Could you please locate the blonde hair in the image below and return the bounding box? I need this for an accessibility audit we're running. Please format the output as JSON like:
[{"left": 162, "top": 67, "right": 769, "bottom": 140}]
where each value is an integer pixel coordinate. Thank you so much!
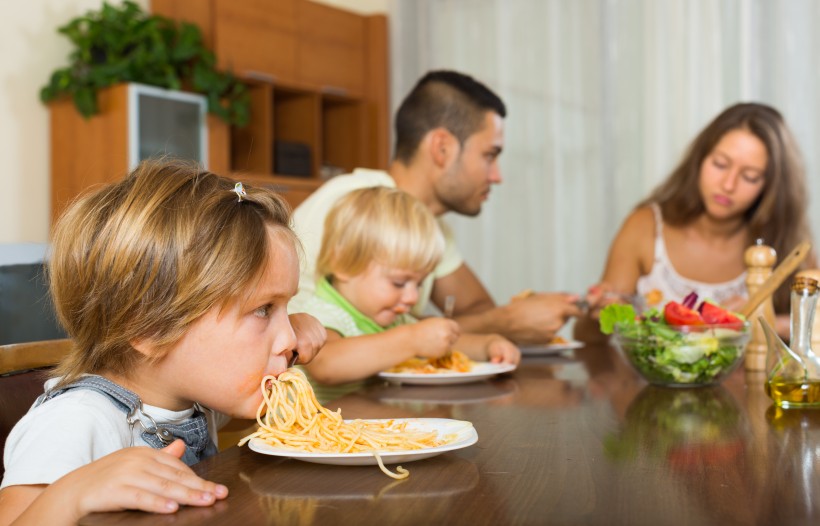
[
  {"left": 49, "top": 159, "right": 295, "bottom": 386},
  {"left": 316, "top": 187, "right": 444, "bottom": 279}
]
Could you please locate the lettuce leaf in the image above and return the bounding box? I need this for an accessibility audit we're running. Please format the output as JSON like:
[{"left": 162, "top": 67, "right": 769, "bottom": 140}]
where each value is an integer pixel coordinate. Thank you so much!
[{"left": 599, "top": 304, "right": 637, "bottom": 335}]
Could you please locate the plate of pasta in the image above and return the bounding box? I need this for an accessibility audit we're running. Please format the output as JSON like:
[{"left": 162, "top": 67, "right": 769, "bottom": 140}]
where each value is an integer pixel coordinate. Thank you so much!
[
  {"left": 240, "top": 369, "right": 478, "bottom": 478},
  {"left": 248, "top": 418, "right": 477, "bottom": 466}
]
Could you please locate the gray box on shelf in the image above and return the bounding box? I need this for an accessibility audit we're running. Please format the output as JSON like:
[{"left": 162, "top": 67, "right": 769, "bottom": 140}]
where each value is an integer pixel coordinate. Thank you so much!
[{"left": 274, "top": 141, "right": 312, "bottom": 177}]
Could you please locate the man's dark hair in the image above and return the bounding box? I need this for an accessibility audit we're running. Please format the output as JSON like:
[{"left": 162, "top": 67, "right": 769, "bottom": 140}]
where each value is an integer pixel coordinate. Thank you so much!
[{"left": 393, "top": 70, "right": 507, "bottom": 164}]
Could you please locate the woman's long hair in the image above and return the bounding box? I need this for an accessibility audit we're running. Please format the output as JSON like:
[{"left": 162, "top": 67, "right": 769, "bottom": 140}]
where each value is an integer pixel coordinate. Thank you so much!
[{"left": 639, "top": 103, "right": 813, "bottom": 312}]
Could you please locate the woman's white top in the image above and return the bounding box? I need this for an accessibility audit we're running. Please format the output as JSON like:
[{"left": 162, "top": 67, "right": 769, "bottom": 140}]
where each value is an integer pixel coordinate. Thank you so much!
[{"left": 635, "top": 203, "right": 747, "bottom": 307}]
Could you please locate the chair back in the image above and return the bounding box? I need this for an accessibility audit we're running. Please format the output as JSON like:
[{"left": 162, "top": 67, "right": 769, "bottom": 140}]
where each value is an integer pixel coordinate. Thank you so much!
[
  {"left": 0, "top": 262, "right": 66, "bottom": 345},
  {"left": 0, "top": 339, "right": 72, "bottom": 480}
]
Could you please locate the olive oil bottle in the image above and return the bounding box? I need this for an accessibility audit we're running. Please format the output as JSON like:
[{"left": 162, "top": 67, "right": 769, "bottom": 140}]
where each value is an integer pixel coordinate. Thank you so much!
[
  {"left": 764, "top": 277, "right": 820, "bottom": 408},
  {"left": 765, "top": 380, "right": 820, "bottom": 406}
]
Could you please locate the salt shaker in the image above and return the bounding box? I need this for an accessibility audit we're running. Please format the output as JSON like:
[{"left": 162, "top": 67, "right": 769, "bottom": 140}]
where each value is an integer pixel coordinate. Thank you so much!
[{"left": 745, "top": 240, "right": 777, "bottom": 371}]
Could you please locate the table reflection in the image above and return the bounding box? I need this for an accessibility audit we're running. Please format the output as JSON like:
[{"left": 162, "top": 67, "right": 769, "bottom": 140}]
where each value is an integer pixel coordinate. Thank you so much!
[
  {"left": 375, "top": 378, "right": 518, "bottom": 408},
  {"left": 759, "top": 407, "right": 820, "bottom": 520},
  {"left": 239, "top": 455, "right": 480, "bottom": 525},
  {"left": 605, "top": 385, "right": 747, "bottom": 469}
]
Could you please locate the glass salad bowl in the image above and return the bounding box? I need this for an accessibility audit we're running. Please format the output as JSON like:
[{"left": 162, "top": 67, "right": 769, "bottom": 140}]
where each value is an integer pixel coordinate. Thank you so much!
[{"left": 612, "top": 321, "right": 750, "bottom": 387}]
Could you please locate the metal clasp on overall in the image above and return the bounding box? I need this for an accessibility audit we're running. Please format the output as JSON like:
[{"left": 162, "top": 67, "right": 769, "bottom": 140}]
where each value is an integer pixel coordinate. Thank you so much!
[{"left": 126, "top": 399, "right": 175, "bottom": 445}]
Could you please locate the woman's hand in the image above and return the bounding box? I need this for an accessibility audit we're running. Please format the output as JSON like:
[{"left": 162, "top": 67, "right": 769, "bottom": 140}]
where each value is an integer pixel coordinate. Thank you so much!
[{"left": 583, "top": 283, "right": 625, "bottom": 319}]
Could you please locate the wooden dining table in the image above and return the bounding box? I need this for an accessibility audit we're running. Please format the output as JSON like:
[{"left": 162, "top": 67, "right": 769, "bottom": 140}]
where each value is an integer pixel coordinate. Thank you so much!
[{"left": 81, "top": 344, "right": 820, "bottom": 525}]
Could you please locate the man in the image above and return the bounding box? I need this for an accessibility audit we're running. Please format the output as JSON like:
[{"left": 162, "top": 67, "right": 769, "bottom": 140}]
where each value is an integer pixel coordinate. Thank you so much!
[{"left": 291, "top": 70, "right": 581, "bottom": 344}]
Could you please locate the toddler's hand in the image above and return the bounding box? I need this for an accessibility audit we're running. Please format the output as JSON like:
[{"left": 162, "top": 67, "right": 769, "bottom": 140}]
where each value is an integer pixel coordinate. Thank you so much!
[
  {"left": 484, "top": 335, "right": 521, "bottom": 365},
  {"left": 409, "top": 318, "right": 460, "bottom": 358},
  {"left": 288, "top": 313, "right": 327, "bottom": 364}
]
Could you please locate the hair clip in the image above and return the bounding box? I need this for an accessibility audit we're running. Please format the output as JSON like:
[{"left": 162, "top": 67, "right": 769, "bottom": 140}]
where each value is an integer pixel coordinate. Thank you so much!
[{"left": 233, "top": 182, "right": 247, "bottom": 202}]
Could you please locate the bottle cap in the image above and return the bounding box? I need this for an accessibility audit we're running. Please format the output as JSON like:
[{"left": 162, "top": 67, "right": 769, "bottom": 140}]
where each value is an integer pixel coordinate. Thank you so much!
[{"left": 792, "top": 276, "right": 819, "bottom": 294}]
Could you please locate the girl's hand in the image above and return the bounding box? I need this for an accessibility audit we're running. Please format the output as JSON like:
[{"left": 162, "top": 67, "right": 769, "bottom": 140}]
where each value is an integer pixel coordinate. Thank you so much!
[
  {"left": 2, "top": 440, "right": 228, "bottom": 525},
  {"left": 408, "top": 318, "right": 460, "bottom": 358},
  {"left": 484, "top": 335, "right": 521, "bottom": 365},
  {"left": 288, "top": 313, "right": 327, "bottom": 364},
  {"left": 54, "top": 440, "right": 228, "bottom": 519}
]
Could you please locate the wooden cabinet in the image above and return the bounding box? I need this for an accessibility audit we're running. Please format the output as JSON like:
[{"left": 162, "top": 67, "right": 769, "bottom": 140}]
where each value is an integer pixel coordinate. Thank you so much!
[
  {"left": 153, "top": 0, "right": 390, "bottom": 207},
  {"left": 50, "top": 0, "right": 389, "bottom": 221},
  {"left": 49, "top": 84, "right": 230, "bottom": 223},
  {"left": 212, "top": 0, "right": 299, "bottom": 82}
]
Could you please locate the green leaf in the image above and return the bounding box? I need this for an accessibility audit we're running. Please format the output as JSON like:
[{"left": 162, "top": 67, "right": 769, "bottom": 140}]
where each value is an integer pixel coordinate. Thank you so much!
[
  {"left": 72, "top": 88, "right": 97, "bottom": 118},
  {"left": 40, "top": 0, "right": 249, "bottom": 124},
  {"left": 599, "top": 304, "right": 637, "bottom": 335}
]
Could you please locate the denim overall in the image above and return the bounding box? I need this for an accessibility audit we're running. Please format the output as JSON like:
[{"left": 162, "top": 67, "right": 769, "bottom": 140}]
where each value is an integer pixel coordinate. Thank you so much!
[{"left": 36, "top": 375, "right": 218, "bottom": 465}]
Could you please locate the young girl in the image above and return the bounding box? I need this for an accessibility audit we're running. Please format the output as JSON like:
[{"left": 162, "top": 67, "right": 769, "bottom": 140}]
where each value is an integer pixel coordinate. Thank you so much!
[
  {"left": 297, "top": 186, "right": 520, "bottom": 401},
  {"left": 576, "top": 102, "right": 815, "bottom": 341},
  {"left": 0, "top": 160, "right": 326, "bottom": 524}
]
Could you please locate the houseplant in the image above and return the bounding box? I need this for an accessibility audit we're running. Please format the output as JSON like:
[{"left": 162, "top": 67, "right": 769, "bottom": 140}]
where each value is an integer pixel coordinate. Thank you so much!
[{"left": 40, "top": 1, "right": 249, "bottom": 126}]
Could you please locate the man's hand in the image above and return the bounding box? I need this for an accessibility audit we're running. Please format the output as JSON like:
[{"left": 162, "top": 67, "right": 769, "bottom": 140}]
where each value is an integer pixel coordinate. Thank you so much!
[{"left": 503, "top": 292, "right": 582, "bottom": 345}]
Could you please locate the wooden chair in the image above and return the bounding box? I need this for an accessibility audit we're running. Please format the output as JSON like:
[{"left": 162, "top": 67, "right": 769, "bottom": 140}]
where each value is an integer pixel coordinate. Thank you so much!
[{"left": 0, "top": 339, "right": 72, "bottom": 480}]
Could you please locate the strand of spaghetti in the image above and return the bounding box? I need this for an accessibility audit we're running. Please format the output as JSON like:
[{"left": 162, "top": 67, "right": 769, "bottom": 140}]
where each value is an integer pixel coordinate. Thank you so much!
[{"left": 373, "top": 451, "right": 409, "bottom": 480}]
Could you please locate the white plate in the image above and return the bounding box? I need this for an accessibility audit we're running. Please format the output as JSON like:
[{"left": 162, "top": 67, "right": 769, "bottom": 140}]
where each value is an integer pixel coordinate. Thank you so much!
[
  {"left": 248, "top": 418, "right": 477, "bottom": 466},
  {"left": 519, "top": 340, "right": 585, "bottom": 355},
  {"left": 377, "top": 362, "right": 517, "bottom": 385}
]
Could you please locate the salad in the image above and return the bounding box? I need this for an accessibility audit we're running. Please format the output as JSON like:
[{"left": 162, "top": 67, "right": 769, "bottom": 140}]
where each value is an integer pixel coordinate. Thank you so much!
[{"left": 600, "top": 293, "right": 749, "bottom": 385}]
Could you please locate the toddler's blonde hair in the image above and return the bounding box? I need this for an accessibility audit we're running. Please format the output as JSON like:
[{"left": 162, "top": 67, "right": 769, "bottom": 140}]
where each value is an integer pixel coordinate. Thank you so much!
[{"left": 316, "top": 187, "right": 444, "bottom": 279}]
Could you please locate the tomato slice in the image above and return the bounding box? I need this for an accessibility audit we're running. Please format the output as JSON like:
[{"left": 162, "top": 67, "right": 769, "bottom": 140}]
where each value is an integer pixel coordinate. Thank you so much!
[
  {"left": 663, "top": 301, "right": 704, "bottom": 326},
  {"left": 700, "top": 302, "right": 742, "bottom": 327}
]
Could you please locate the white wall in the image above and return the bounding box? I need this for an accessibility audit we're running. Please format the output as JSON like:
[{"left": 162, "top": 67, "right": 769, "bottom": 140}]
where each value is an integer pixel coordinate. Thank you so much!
[{"left": 0, "top": 0, "right": 386, "bottom": 244}]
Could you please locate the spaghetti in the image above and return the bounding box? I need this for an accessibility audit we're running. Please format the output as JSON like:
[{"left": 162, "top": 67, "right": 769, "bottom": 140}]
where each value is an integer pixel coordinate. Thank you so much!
[
  {"left": 239, "top": 368, "right": 460, "bottom": 478},
  {"left": 386, "top": 350, "right": 474, "bottom": 374}
]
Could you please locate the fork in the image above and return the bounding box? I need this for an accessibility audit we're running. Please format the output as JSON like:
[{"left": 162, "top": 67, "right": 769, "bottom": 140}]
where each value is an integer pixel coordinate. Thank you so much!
[
  {"left": 444, "top": 295, "right": 456, "bottom": 319},
  {"left": 441, "top": 296, "right": 456, "bottom": 360}
]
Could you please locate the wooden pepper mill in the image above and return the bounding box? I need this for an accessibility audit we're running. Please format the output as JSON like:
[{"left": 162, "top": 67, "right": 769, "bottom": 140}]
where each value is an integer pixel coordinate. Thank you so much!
[{"left": 744, "top": 240, "right": 777, "bottom": 371}]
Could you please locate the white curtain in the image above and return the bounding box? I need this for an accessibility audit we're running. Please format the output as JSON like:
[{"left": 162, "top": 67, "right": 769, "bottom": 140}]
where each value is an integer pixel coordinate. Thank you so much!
[{"left": 388, "top": 0, "right": 820, "bottom": 307}]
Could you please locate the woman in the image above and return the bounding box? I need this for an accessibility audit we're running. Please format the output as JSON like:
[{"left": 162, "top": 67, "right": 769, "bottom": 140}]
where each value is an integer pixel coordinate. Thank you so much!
[{"left": 576, "top": 102, "right": 815, "bottom": 341}]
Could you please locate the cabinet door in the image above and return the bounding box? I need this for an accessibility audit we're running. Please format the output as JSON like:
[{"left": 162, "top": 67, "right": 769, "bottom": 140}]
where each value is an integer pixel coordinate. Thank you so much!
[
  {"left": 296, "top": 2, "right": 365, "bottom": 96},
  {"left": 213, "top": 0, "right": 298, "bottom": 81},
  {"left": 50, "top": 85, "right": 130, "bottom": 223},
  {"left": 232, "top": 84, "right": 274, "bottom": 173}
]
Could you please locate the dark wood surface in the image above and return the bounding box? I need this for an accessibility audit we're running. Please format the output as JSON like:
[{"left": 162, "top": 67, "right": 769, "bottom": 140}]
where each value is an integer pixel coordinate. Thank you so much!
[{"left": 80, "top": 345, "right": 820, "bottom": 525}]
